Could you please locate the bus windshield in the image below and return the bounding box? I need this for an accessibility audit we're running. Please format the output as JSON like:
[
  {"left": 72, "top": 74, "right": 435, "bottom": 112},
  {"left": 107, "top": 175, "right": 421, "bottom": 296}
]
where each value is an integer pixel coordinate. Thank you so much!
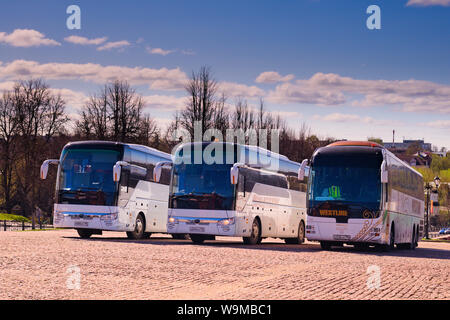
[
  {"left": 308, "top": 152, "right": 382, "bottom": 217},
  {"left": 170, "top": 162, "right": 235, "bottom": 210},
  {"left": 57, "top": 148, "right": 121, "bottom": 206}
]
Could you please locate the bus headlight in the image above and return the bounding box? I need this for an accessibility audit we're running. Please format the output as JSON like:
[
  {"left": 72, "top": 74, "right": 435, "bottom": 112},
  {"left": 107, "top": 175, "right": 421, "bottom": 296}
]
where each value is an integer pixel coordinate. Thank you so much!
[
  {"left": 101, "top": 212, "right": 118, "bottom": 221},
  {"left": 168, "top": 217, "right": 178, "bottom": 224},
  {"left": 219, "top": 218, "right": 236, "bottom": 226},
  {"left": 54, "top": 210, "right": 64, "bottom": 221}
]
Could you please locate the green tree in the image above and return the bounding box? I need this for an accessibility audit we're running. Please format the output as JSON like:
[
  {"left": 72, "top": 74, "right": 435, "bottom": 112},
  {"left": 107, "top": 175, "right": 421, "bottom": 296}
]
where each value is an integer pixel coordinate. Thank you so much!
[{"left": 367, "top": 137, "right": 383, "bottom": 145}]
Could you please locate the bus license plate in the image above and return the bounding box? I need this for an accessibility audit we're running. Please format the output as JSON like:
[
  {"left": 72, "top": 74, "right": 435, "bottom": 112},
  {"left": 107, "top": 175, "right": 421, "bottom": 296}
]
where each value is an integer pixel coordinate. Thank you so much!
[
  {"left": 333, "top": 234, "right": 351, "bottom": 241},
  {"left": 74, "top": 222, "right": 89, "bottom": 227},
  {"left": 189, "top": 226, "right": 205, "bottom": 233}
]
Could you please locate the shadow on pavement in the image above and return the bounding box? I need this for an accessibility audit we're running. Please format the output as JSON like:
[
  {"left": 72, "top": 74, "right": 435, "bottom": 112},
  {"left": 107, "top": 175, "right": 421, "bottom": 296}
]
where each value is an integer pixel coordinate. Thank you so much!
[{"left": 62, "top": 234, "right": 450, "bottom": 260}]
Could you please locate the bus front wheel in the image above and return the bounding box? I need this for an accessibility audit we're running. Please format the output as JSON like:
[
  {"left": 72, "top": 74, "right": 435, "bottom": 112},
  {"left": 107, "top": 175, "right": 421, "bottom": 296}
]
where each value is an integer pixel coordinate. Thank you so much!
[
  {"left": 190, "top": 234, "right": 206, "bottom": 244},
  {"left": 127, "top": 214, "right": 146, "bottom": 240},
  {"left": 243, "top": 218, "right": 262, "bottom": 245},
  {"left": 77, "top": 229, "right": 93, "bottom": 239},
  {"left": 284, "top": 221, "right": 305, "bottom": 244},
  {"left": 320, "top": 241, "right": 332, "bottom": 250},
  {"left": 172, "top": 234, "right": 189, "bottom": 240}
]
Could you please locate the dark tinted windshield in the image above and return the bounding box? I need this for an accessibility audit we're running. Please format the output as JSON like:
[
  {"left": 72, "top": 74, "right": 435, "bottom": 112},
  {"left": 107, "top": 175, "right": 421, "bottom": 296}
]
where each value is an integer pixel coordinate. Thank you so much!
[
  {"left": 57, "top": 148, "right": 121, "bottom": 206},
  {"left": 308, "top": 151, "right": 383, "bottom": 218},
  {"left": 170, "top": 143, "right": 236, "bottom": 210},
  {"left": 170, "top": 163, "right": 235, "bottom": 210}
]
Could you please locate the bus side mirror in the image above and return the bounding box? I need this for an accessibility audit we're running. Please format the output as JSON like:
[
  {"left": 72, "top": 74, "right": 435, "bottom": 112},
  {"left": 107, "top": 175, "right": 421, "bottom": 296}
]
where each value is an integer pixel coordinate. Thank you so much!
[
  {"left": 40, "top": 159, "right": 59, "bottom": 180},
  {"left": 381, "top": 160, "right": 388, "bottom": 184},
  {"left": 230, "top": 164, "right": 240, "bottom": 185},
  {"left": 154, "top": 161, "right": 172, "bottom": 183},
  {"left": 113, "top": 163, "right": 122, "bottom": 182},
  {"left": 298, "top": 159, "right": 308, "bottom": 181}
]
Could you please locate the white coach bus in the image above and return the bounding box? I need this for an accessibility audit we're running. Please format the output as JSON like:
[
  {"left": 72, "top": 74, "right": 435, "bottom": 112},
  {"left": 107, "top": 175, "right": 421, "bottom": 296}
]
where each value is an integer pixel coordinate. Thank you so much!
[
  {"left": 40, "top": 141, "right": 180, "bottom": 239},
  {"left": 154, "top": 142, "right": 308, "bottom": 245},
  {"left": 306, "top": 141, "right": 424, "bottom": 250}
]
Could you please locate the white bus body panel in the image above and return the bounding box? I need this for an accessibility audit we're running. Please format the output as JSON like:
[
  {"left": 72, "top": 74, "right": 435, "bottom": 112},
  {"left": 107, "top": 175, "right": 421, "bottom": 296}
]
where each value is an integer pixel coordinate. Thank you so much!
[
  {"left": 54, "top": 180, "right": 169, "bottom": 233},
  {"left": 168, "top": 182, "right": 307, "bottom": 239},
  {"left": 307, "top": 189, "right": 424, "bottom": 245}
]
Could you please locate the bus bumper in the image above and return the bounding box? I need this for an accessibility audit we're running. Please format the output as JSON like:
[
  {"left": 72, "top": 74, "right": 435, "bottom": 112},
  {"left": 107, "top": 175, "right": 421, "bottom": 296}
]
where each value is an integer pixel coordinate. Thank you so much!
[
  {"left": 167, "top": 209, "right": 237, "bottom": 236},
  {"left": 306, "top": 217, "right": 385, "bottom": 244},
  {"left": 53, "top": 204, "right": 131, "bottom": 232}
]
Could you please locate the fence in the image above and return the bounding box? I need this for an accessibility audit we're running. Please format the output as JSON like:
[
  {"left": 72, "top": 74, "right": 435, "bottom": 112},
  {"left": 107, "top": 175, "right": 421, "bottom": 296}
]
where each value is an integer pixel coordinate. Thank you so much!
[{"left": 0, "top": 220, "right": 54, "bottom": 231}]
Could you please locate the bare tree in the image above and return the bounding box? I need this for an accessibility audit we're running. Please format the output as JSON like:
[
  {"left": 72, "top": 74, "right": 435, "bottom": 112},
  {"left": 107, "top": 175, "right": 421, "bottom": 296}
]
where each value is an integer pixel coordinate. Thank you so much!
[
  {"left": 0, "top": 92, "right": 19, "bottom": 214},
  {"left": 107, "top": 80, "right": 143, "bottom": 142},
  {"left": 76, "top": 80, "right": 145, "bottom": 143},
  {"left": 231, "top": 97, "right": 255, "bottom": 131},
  {"left": 76, "top": 93, "right": 108, "bottom": 140},
  {"left": 138, "top": 114, "right": 159, "bottom": 146},
  {"left": 11, "top": 79, "right": 68, "bottom": 227},
  {"left": 213, "top": 93, "right": 229, "bottom": 137},
  {"left": 180, "top": 66, "right": 218, "bottom": 138}
]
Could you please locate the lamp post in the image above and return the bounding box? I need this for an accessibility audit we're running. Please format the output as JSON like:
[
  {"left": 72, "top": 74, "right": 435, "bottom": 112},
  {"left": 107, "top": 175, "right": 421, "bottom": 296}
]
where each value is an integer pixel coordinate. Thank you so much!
[
  {"left": 425, "top": 183, "right": 431, "bottom": 239},
  {"left": 425, "top": 176, "right": 441, "bottom": 239},
  {"left": 434, "top": 176, "right": 441, "bottom": 189}
]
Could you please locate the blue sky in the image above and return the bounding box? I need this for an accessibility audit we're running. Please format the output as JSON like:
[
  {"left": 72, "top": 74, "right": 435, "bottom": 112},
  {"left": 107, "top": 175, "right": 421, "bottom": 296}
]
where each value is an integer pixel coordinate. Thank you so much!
[{"left": 0, "top": 0, "right": 449, "bottom": 150}]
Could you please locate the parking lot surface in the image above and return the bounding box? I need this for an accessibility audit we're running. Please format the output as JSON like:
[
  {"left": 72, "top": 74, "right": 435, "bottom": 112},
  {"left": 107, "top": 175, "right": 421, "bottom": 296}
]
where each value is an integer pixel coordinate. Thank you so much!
[{"left": 0, "top": 229, "right": 448, "bottom": 300}]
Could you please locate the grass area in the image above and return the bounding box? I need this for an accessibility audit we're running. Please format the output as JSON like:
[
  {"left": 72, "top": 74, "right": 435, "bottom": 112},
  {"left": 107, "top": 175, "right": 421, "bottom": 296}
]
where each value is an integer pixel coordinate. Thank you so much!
[
  {"left": 0, "top": 213, "right": 31, "bottom": 223},
  {"left": 421, "top": 237, "right": 450, "bottom": 243},
  {"left": 19, "top": 228, "right": 61, "bottom": 232}
]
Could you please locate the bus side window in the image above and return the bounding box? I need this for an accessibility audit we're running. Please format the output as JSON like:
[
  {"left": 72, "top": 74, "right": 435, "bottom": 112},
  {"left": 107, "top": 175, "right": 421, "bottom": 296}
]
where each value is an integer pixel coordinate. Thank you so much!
[
  {"left": 238, "top": 173, "right": 246, "bottom": 197},
  {"left": 385, "top": 185, "right": 388, "bottom": 203},
  {"left": 121, "top": 170, "right": 129, "bottom": 193}
]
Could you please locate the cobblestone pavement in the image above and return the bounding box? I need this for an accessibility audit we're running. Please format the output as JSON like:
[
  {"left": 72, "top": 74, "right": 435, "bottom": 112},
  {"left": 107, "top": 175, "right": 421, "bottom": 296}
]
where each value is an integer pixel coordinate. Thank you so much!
[{"left": 0, "top": 229, "right": 448, "bottom": 300}]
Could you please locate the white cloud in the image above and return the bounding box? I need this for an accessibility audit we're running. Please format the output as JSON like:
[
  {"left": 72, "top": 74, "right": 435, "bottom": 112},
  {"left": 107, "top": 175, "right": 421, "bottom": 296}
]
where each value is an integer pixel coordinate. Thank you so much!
[
  {"left": 64, "top": 35, "right": 108, "bottom": 45},
  {"left": 0, "top": 29, "right": 60, "bottom": 47},
  {"left": 267, "top": 72, "right": 450, "bottom": 113},
  {"left": 255, "top": 71, "right": 295, "bottom": 84},
  {"left": 219, "top": 82, "right": 265, "bottom": 98},
  {"left": 406, "top": 0, "right": 450, "bottom": 6},
  {"left": 143, "top": 95, "right": 186, "bottom": 111},
  {"left": 422, "top": 120, "right": 450, "bottom": 129},
  {"left": 97, "top": 40, "right": 130, "bottom": 51},
  {"left": 146, "top": 46, "right": 175, "bottom": 56},
  {"left": 0, "top": 59, "right": 188, "bottom": 91},
  {"left": 0, "top": 81, "right": 15, "bottom": 91},
  {"left": 50, "top": 88, "right": 89, "bottom": 110},
  {"left": 181, "top": 49, "right": 195, "bottom": 55},
  {"left": 276, "top": 111, "right": 303, "bottom": 118},
  {"left": 314, "top": 113, "right": 403, "bottom": 127}
]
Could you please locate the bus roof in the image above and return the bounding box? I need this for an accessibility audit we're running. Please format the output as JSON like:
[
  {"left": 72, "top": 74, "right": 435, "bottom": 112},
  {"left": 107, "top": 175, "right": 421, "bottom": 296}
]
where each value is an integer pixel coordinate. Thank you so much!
[
  {"left": 327, "top": 141, "right": 383, "bottom": 148},
  {"left": 174, "top": 141, "right": 300, "bottom": 167},
  {"left": 64, "top": 140, "right": 171, "bottom": 160},
  {"left": 315, "top": 140, "right": 423, "bottom": 178}
]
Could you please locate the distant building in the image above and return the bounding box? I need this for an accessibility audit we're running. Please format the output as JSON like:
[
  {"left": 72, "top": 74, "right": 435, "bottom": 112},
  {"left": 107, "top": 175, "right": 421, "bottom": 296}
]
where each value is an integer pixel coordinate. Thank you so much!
[
  {"left": 383, "top": 139, "right": 432, "bottom": 152},
  {"left": 395, "top": 153, "right": 432, "bottom": 168}
]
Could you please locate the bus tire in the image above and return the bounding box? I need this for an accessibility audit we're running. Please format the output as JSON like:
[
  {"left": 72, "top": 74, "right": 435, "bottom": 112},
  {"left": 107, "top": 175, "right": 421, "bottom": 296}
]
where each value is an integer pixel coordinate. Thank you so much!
[
  {"left": 320, "top": 241, "right": 332, "bottom": 250},
  {"left": 354, "top": 243, "right": 369, "bottom": 251},
  {"left": 284, "top": 220, "right": 305, "bottom": 244},
  {"left": 243, "top": 218, "right": 262, "bottom": 245},
  {"left": 414, "top": 226, "right": 419, "bottom": 248},
  {"left": 407, "top": 226, "right": 416, "bottom": 250},
  {"left": 388, "top": 224, "right": 395, "bottom": 250},
  {"left": 126, "top": 214, "right": 146, "bottom": 240},
  {"left": 77, "top": 229, "right": 93, "bottom": 239},
  {"left": 143, "top": 232, "right": 152, "bottom": 239},
  {"left": 172, "top": 234, "right": 188, "bottom": 240},
  {"left": 190, "top": 234, "right": 206, "bottom": 244}
]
